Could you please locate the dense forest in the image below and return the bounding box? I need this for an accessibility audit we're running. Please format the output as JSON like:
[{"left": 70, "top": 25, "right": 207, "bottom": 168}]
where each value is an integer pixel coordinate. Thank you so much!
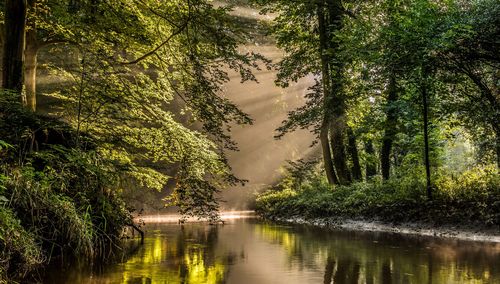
[
  {"left": 0, "top": 0, "right": 498, "bottom": 282},
  {"left": 255, "top": 0, "right": 499, "bottom": 224}
]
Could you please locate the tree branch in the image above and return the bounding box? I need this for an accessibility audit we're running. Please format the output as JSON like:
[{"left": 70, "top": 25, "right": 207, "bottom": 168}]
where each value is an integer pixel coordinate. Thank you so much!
[
  {"left": 121, "top": 19, "right": 190, "bottom": 65},
  {"left": 135, "top": 0, "right": 180, "bottom": 29}
]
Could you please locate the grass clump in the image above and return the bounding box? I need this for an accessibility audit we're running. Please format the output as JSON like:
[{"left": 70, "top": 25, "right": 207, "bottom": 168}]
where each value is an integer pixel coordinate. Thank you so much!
[{"left": 0, "top": 206, "right": 44, "bottom": 280}]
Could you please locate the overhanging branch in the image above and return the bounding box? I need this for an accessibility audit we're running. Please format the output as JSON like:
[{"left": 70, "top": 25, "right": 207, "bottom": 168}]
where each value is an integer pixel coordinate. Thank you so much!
[{"left": 121, "top": 19, "right": 190, "bottom": 65}]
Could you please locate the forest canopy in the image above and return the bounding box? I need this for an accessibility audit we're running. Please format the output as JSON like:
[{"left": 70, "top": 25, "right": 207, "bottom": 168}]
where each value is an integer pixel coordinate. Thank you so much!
[{"left": 256, "top": 0, "right": 499, "bottom": 184}]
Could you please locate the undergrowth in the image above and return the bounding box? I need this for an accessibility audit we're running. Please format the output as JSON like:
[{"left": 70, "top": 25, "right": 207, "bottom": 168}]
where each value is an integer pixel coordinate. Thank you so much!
[
  {"left": 0, "top": 95, "right": 132, "bottom": 282},
  {"left": 256, "top": 164, "right": 500, "bottom": 227}
]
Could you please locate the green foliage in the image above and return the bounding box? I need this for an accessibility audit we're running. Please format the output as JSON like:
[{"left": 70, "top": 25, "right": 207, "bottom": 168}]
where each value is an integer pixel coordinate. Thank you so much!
[
  {"left": 273, "top": 159, "right": 321, "bottom": 191},
  {"left": 256, "top": 165, "right": 500, "bottom": 226},
  {"left": 257, "top": 0, "right": 499, "bottom": 191},
  {"left": 25, "top": 0, "right": 268, "bottom": 220},
  {"left": 1, "top": 0, "right": 499, "bottom": 279},
  {"left": 0, "top": 207, "right": 44, "bottom": 281},
  {"left": 1, "top": 0, "right": 266, "bottom": 278},
  {"left": 5, "top": 167, "right": 95, "bottom": 257},
  {"left": 0, "top": 95, "right": 131, "bottom": 280}
]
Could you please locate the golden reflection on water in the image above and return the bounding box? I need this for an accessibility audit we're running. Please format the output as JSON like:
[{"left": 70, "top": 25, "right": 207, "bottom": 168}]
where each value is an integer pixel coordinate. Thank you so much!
[
  {"left": 44, "top": 218, "right": 500, "bottom": 284},
  {"left": 118, "top": 226, "right": 228, "bottom": 284}
]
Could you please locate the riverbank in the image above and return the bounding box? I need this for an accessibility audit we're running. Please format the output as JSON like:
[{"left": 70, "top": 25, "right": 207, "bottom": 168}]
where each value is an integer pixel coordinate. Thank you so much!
[
  {"left": 268, "top": 216, "right": 500, "bottom": 243},
  {"left": 0, "top": 103, "right": 132, "bottom": 282},
  {"left": 255, "top": 165, "right": 500, "bottom": 242}
]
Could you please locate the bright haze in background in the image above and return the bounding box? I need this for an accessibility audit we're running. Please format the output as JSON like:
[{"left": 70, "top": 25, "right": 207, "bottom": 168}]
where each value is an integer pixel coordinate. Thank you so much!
[{"left": 219, "top": 4, "right": 319, "bottom": 209}]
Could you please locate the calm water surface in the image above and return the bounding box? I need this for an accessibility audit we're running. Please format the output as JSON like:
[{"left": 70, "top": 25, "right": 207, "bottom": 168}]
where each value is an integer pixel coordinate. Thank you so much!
[{"left": 44, "top": 216, "right": 500, "bottom": 283}]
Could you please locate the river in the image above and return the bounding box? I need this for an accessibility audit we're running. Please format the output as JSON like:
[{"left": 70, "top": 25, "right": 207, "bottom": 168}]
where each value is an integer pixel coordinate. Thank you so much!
[{"left": 42, "top": 213, "right": 500, "bottom": 283}]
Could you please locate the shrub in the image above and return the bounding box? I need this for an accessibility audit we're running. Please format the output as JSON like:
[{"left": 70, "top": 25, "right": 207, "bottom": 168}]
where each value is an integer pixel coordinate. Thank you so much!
[{"left": 256, "top": 165, "right": 500, "bottom": 226}]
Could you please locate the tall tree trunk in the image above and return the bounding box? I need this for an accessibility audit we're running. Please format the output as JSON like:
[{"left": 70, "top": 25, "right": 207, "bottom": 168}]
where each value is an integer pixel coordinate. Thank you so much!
[
  {"left": 365, "top": 139, "right": 377, "bottom": 179},
  {"left": 381, "top": 73, "right": 398, "bottom": 180},
  {"left": 327, "top": 0, "right": 351, "bottom": 185},
  {"left": 347, "top": 127, "right": 362, "bottom": 181},
  {"left": 25, "top": 43, "right": 38, "bottom": 112},
  {"left": 2, "top": 0, "right": 27, "bottom": 96},
  {"left": 421, "top": 67, "right": 432, "bottom": 200},
  {"left": 317, "top": 3, "right": 338, "bottom": 185},
  {"left": 25, "top": 0, "right": 38, "bottom": 111}
]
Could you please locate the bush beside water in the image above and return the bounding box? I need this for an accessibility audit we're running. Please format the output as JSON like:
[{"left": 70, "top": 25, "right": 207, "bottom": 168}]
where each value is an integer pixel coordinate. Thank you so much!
[
  {"left": 256, "top": 166, "right": 500, "bottom": 227},
  {"left": 0, "top": 101, "right": 131, "bottom": 282}
]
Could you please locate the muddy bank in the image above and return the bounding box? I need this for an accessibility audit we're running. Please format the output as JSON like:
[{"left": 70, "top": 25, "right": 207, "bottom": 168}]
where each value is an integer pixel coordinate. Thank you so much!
[{"left": 271, "top": 216, "right": 500, "bottom": 243}]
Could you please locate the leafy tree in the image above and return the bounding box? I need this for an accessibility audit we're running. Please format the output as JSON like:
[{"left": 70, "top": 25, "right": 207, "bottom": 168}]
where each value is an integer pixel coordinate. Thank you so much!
[
  {"left": 258, "top": 0, "right": 357, "bottom": 185},
  {"left": 1, "top": 0, "right": 266, "bottom": 220},
  {"left": 433, "top": 0, "right": 500, "bottom": 168}
]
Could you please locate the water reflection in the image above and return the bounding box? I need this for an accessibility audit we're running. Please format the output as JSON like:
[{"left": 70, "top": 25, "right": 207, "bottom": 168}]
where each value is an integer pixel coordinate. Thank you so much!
[
  {"left": 254, "top": 223, "right": 500, "bottom": 283},
  {"left": 44, "top": 219, "right": 500, "bottom": 283},
  {"left": 118, "top": 225, "right": 233, "bottom": 283}
]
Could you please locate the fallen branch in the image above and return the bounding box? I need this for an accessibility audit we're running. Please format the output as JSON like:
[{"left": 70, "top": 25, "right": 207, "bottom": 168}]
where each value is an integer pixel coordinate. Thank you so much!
[{"left": 127, "top": 222, "right": 144, "bottom": 244}]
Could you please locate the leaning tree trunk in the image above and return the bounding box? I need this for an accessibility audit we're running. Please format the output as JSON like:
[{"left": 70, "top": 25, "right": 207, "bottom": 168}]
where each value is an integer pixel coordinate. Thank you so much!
[
  {"left": 317, "top": 3, "right": 339, "bottom": 185},
  {"left": 321, "top": 121, "right": 339, "bottom": 185},
  {"left": 326, "top": 0, "right": 351, "bottom": 185},
  {"left": 2, "top": 0, "right": 27, "bottom": 96},
  {"left": 330, "top": 119, "right": 351, "bottom": 184},
  {"left": 381, "top": 73, "right": 398, "bottom": 180},
  {"left": 347, "top": 127, "right": 362, "bottom": 181}
]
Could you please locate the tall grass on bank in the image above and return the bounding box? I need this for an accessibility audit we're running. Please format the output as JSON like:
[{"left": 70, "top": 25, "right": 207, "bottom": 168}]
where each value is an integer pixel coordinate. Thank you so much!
[
  {"left": 0, "top": 147, "right": 132, "bottom": 281},
  {"left": 0, "top": 206, "right": 44, "bottom": 280},
  {"left": 0, "top": 96, "right": 132, "bottom": 282},
  {"left": 256, "top": 165, "right": 500, "bottom": 226}
]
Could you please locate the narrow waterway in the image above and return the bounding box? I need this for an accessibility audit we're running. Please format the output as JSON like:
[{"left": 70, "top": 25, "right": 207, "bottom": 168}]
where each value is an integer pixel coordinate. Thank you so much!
[{"left": 42, "top": 214, "right": 500, "bottom": 283}]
